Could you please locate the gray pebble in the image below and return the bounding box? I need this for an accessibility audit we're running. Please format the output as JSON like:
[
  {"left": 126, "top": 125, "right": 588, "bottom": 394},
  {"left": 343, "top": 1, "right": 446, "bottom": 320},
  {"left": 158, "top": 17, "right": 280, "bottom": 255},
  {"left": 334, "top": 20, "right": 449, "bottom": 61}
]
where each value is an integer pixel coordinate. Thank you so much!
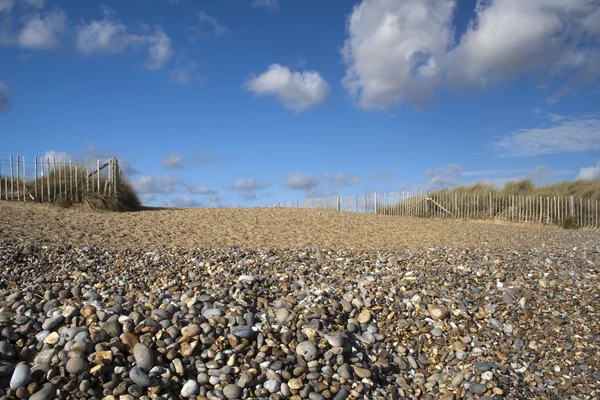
[
  {"left": 129, "top": 366, "right": 151, "bottom": 387},
  {"left": 469, "top": 382, "right": 487, "bottom": 394},
  {"left": 296, "top": 341, "right": 318, "bottom": 361},
  {"left": 134, "top": 343, "right": 154, "bottom": 371},
  {"left": 66, "top": 357, "right": 88, "bottom": 374},
  {"left": 231, "top": 326, "right": 253, "bottom": 338},
  {"left": 223, "top": 383, "right": 242, "bottom": 399},
  {"left": 29, "top": 382, "right": 55, "bottom": 400},
  {"left": 10, "top": 363, "right": 31, "bottom": 389},
  {"left": 41, "top": 315, "right": 64, "bottom": 330},
  {"left": 181, "top": 379, "right": 199, "bottom": 397}
]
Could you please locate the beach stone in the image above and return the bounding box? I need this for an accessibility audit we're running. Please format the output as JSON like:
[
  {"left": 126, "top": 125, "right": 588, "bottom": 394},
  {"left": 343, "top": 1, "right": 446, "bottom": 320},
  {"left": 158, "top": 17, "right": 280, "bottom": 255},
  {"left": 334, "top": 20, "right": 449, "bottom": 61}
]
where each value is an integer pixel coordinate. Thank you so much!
[
  {"left": 352, "top": 365, "right": 372, "bottom": 378},
  {"left": 357, "top": 309, "right": 371, "bottom": 323},
  {"left": 333, "top": 388, "right": 350, "bottom": 400},
  {"left": 223, "top": 383, "right": 242, "bottom": 399},
  {"left": 181, "top": 324, "right": 201, "bottom": 337},
  {"left": 325, "top": 332, "right": 345, "bottom": 347},
  {"left": 264, "top": 379, "right": 280, "bottom": 393},
  {"left": 29, "top": 382, "right": 55, "bottom": 400},
  {"left": 276, "top": 308, "right": 290, "bottom": 323},
  {"left": 428, "top": 304, "right": 449, "bottom": 320},
  {"left": 0, "top": 341, "right": 15, "bottom": 359},
  {"left": 202, "top": 308, "right": 223, "bottom": 319},
  {"left": 296, "top": 341, "right": 318, "bottom": 361},
  {"left": 237, "top": 274, "right": 256, "bottom": 283},
  {"left": 469, "top": 383, "right": 487, "bottom": 395},
  {"left": 10, "top": 363, "right": 31, "bottom": 389},
  {"left": 121, "top": 333, "right": 139, "bottom": 353},
  {"left": 41, "top": 315, "right": 64, "bottom": 330},
  {"left": 134, "top": 343, "right": 154, "bottom": 371},
  {"left": 476, "top": 362, "right": 494, "bottom": 372},
  {"left": 181, "top": 379, "right": 199, "bottom": 397},
  {"left": 288, "top": 378, "right": 303, "bottom": 390},
  {"left": 231, "top": 326, "right": 253, "bottom": 338},
  {"left": 66, "top": 357, "right": 88, "bottom": 374},
  {"left": 129, "top": 366, "right": 151, "bottom": 387}
]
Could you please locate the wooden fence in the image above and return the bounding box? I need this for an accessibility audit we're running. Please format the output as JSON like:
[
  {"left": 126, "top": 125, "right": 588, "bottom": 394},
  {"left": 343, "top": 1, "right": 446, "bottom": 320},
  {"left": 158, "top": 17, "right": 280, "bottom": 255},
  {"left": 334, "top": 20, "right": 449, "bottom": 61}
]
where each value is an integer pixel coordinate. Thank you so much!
[
  {"left": 270, "top": 191, "right": 599, "bottom": 229},
  {"left": 0, "top": 155, "right": 121, "bottom": 203}
]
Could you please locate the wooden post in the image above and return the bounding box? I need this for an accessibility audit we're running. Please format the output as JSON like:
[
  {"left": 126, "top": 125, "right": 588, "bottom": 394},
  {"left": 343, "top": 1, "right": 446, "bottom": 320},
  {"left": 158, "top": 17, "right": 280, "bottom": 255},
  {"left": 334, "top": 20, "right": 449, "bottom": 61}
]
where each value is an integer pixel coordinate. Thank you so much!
[
  {"left": 374, "top": 192, "right": 377, "bottom": 214},
  {"left": 34, "top": 157, "right": 38, "bottom": 201},
  {"left": 569, "top": 196, "right": 575, "bottom": 219},
  {"left": 22, "top": 156, "right": 26, "bottom": 201},
  {"left": 336, "top": 196, "right": 340, "bottom": 211},
  {"left": 10, "top": 155, "right": 14, "bottom": 200},
  {"left": 46, "top": 158, "right": 50, "bottom": 201},
  {"left": 16, "top": 156, "right": 20, "bottom": 201},
  {"left": 75, "top": 161, "right": 79, "bottom": 202},
  {"left": 113, "top": 158, "right": 119, "bottom": 199},
  {"left": 85, "top": 160, "right": 89, "bottom": 195},
  {"left": 97, "top": 159, "right": 100, "bottom": 193}
]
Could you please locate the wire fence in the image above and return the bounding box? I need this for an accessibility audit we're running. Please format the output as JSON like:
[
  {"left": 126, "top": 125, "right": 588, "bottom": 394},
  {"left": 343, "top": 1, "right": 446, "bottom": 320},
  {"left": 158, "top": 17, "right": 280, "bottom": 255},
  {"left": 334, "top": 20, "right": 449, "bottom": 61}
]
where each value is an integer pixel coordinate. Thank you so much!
[
  {"left": 0, "top": 155, "right": 121, "bottom": 203},
  {"left": 269, "top": 191, "right": 599, "bottom": 229}
]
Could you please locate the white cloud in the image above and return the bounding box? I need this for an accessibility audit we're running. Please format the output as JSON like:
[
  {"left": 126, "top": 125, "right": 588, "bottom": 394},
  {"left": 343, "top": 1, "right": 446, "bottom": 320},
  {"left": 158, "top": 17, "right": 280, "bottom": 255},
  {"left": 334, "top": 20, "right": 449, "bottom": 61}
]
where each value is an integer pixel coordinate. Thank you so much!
[
  {"left": 306, "top": 187, "right": 336, "bottom": 198},
  {"left": 194, "top": 152, "right": 212, "bottom": 165},
  {"left": 0, "top": 0, "right": 14, "bottom": 13},
  {"left": 145, "top": 26, "right": 172, "bottom": 70},
  {"left": 228, "top": 177, "right": 269, "bottom": 200},
  {"left": 0, "top": 80, "right": 9, "bottom": 111},
  {"left": 18, "top": 11, "right": 66, "bottom": 50},
  {"left": 229, "top": 178, "right": 269, "bottom": 199},
  {"left": 323, "top": 172, "right": 363, "bottom": 187},
  {"left": 281, "top": 173, "right": 319, "bottom": 190},
  {"left": 252, "top": 0, "right": 279, "bottom": 12},
  {"left": 76, "top": 9, "right": 172, "bottom": 69},
  {"left": 244, "top": 64, "right": 330, "bottom": 112},
  {"left": 577, "top": 161, "right": 600, "bottom": 180},
  {"left": 448, "top": 0, "right": 600, "bottom": 89},
  {"left": 342, "top": 0, "right": 455, "bottom": 109},
  {"left": 169, "top": 62, "right": 203, "bottom": 85},
  {"left": 342, "top": 0, "right": 600, "bottom": 110},
  {"left": 132, "top": 174, "right": 181, "bottom": 194},
  {"left": 420, "top": 163, "right": 462, "bottom": 191},
  {"left": 165, "top": 195, "right": 202, "bottom": 208},
  {"left": 42, "top": 150, "right": 70, "bottom": 161},
  {"left": 493, "top": 117, "right": 600, "bottom": 156},
  {"left": 190, "top": 11, "right": 227, "bottom": 40},
  {"left": 22, "top": 0, "right": 44, "bottom": 8},
  {"left": 186, "top": 185, "right": 216, "bottom": 195},
  {"left": 372, "top": 170, "right": 393, "bottom": 181},
  {"left": 160, "top": 152, "right": 183, "bottom": 169}
]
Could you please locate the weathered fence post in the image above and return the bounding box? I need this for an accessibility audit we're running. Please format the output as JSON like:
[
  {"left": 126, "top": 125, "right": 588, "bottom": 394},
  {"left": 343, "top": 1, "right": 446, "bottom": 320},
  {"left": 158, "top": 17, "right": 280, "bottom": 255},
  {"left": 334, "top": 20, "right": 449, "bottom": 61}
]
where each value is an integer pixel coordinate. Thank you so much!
[
  {"left": 34, "top": 157, "right": 38, "bottom": 201},
  {"left": 373, "top": 193, "right": 377, "bottom": 214},
  {"left": 336, "top": 196, "right": 340, "bottom": 211},
  {"left": 22, "top": 156, "right": 26, "bottom": 201},
  {"left": 9, "top": 155, "right": 14, "bottom": 201},
  {"left": 569, "top": 196, "right": 575, "bottom": 219}
]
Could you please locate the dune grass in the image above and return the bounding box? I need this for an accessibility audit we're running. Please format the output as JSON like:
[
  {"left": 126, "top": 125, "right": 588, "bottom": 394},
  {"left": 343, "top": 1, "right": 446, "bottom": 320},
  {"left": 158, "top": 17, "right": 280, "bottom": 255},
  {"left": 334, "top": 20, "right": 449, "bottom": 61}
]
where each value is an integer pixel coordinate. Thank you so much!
[
  {"left": 1, "top": 165, "right": 141, "bottom": 211},
  {"left": 378, "top": 179, "right": 599, "bottom": 228}
]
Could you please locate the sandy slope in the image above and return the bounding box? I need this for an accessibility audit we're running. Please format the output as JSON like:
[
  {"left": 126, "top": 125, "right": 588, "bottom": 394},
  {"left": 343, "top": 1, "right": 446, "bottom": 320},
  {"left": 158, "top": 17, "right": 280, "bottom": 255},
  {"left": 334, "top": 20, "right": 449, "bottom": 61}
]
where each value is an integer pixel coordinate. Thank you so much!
[{"left": 1, "top": 202, "right": 597, "bottom": 250}]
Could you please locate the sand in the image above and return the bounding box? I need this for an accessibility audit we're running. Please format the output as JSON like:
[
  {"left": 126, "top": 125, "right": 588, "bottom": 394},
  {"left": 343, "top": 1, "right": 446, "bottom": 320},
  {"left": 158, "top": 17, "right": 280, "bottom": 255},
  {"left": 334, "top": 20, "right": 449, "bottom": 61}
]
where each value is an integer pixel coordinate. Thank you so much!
[{"left": 0, "top": 202, "right": 597, "bottom": 250}]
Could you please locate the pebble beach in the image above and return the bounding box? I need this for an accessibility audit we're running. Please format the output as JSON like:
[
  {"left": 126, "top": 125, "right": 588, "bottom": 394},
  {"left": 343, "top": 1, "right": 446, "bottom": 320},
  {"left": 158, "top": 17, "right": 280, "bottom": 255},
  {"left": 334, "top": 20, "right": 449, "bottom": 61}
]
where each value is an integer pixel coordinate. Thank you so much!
[{"left": 0, "top": 202, "right": 599, "bottom": 399}]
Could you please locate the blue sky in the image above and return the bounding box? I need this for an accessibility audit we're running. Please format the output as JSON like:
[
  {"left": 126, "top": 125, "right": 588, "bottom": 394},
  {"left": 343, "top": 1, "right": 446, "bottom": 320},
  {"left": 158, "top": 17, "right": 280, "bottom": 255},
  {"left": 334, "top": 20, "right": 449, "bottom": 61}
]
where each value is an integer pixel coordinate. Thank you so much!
[{"left": 1, "top": 0, "right": 599, "bottom": 208}]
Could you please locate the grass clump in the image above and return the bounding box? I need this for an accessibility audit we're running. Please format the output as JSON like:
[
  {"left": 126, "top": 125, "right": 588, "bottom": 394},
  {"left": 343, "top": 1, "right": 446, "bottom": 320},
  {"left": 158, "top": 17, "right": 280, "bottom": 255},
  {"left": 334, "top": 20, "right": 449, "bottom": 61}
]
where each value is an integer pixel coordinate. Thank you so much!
[
  {"left": 24, "top": 165, "right": 141, "bottom": 211},
  {"left": 559, "top": 216, "right": 580, "bottom": 230}
]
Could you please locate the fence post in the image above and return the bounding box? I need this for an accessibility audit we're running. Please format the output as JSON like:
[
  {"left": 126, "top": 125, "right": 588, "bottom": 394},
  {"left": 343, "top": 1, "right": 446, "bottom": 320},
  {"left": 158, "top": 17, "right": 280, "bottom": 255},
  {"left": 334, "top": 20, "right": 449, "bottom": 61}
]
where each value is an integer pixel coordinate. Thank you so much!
[
  {"left": 373, "top": 193, "right": 377, "bottom": 214},
  {"left": 336, "top": 196, "right": 340, "bottom": 211},
  {"left": 22, "top": 156, "right": 26, "bottom": 201},
  {"left": 34, "top": 157, "right": 38, "bottom": 201},
  {"left": 569, "top": 196, "right": 575, "bottom": 218}
]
